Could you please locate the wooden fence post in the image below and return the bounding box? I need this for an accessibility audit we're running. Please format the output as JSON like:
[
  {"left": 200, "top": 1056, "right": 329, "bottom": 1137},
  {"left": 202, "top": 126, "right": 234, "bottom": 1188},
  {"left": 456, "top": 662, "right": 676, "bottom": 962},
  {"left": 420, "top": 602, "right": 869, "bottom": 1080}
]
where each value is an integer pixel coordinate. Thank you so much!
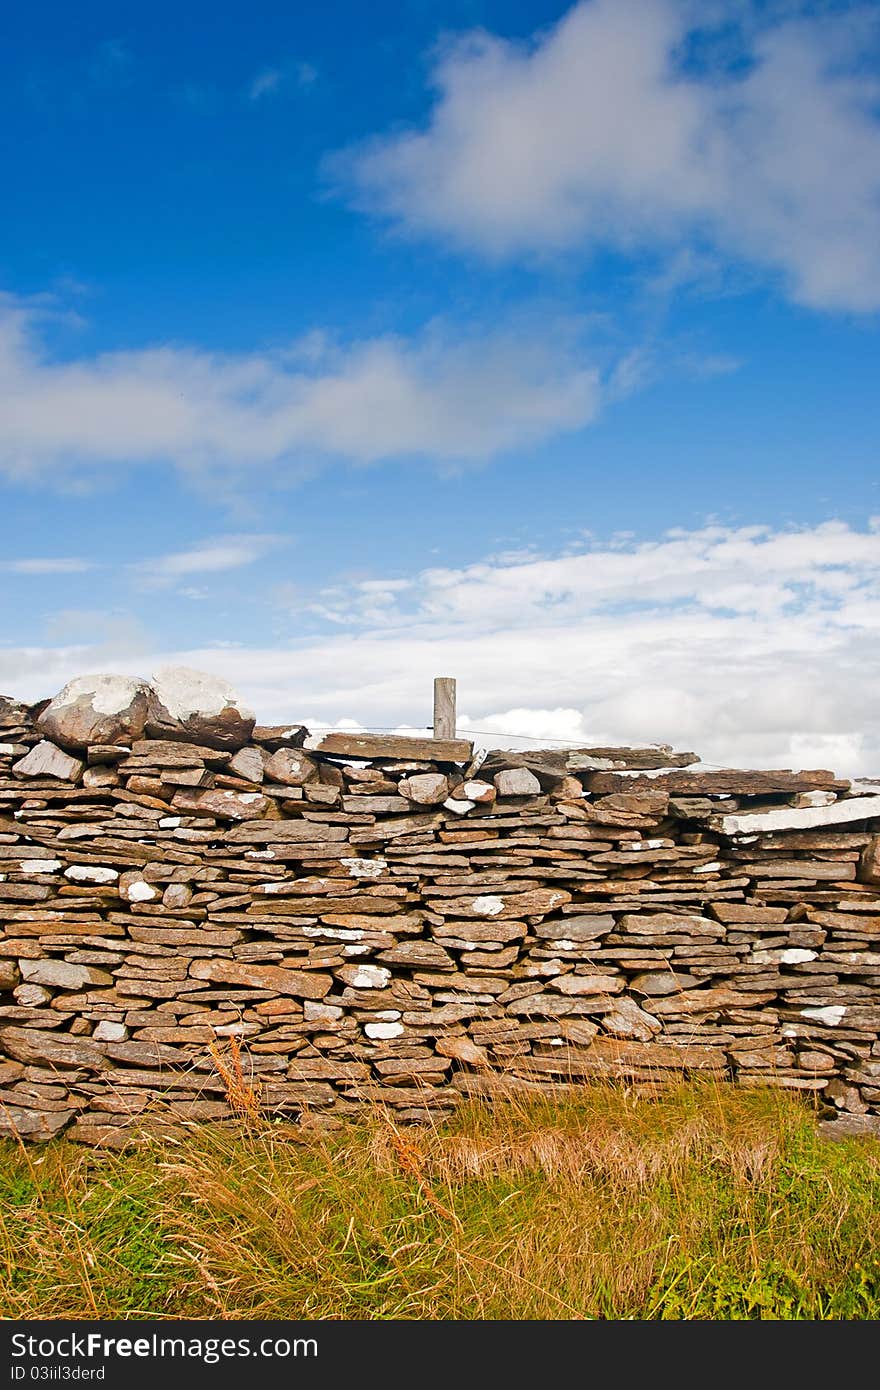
[{"left": 433, "top": 677, "right": 456, "bottom": 739}]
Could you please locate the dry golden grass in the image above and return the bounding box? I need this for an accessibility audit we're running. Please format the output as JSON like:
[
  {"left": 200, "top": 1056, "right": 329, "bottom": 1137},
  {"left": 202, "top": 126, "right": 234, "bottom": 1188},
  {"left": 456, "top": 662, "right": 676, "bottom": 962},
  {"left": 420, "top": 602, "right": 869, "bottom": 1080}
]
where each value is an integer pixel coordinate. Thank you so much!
[{"left": 1, "top": 1082, "right": 879, "bottom": 1320}]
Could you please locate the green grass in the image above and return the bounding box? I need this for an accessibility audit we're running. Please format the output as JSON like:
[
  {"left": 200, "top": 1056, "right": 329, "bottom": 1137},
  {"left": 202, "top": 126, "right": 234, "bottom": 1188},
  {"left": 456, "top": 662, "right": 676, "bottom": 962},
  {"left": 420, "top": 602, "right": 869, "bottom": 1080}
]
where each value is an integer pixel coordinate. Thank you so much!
[{"left": 1, "top": 1083, "right": 879, "bottom": 1319}]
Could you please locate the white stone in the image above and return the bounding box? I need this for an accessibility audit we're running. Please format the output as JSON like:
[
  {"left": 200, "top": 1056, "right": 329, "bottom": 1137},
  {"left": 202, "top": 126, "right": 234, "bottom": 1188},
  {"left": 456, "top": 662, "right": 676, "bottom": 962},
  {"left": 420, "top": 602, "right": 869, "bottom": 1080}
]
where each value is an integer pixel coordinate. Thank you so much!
[
  {"left": 65, "top": 864, "right": 119, "bottom": 885},
  {"left": 443, "top": 798, "right": 475, "bottom": 815},
  {"left": 462, "top": 779, "right": 495, "bottom": 802},
  {"left": 694, "top": 861, "right": 723, "bottom": 873},
  {"left": 18, "top": 859, "right": 62, "bottom": 874},
  {"left": 793, "top": 790, "right": 837, "bottom": 808},
  {"left": 93, "top": 1021, "right": 128, "bottom": 1043},
  {"left": 122, "top": 880, "right": 157, "bottom": 902},
  {"left": 365, "top": 1022, "right": 404, "bottom": 1039},
  {"left": 303, "top": 925, "right": 364, "bottom": 941},
  {"left": 343, "top": 944, "right": 370, "bottom": 955},
  {"left": 471, "top": 894, "right": 504, "bottom": 916},
  {"left": 159, "top": 816, "right": 181, "bottom": 829},
  {"left": 342, "top": 964, "right": 391, "bottom": 988},
  {"left": 722, "top": 796, "right": 880, "bottom": 836},
  {"left": 752, "top": 948, "right": 817, "bottom": 964},
  {"left": 342, "top": 857, "right": 387, "bottom": 879},
  {"left": 304, "top": 1001, "right": 343, "bottom": 1023},
  {"left": 245, "top": 849, "right": 275, "bottom": 859},
  {"left": 151, "top": 666, "right": 254, "bottom": 722},
  {"left": 66, "top": 674, "right": 143, "bottom": 718},
  {"left": 801, "top": 1006, "right": 846, "bottom": 1026}
]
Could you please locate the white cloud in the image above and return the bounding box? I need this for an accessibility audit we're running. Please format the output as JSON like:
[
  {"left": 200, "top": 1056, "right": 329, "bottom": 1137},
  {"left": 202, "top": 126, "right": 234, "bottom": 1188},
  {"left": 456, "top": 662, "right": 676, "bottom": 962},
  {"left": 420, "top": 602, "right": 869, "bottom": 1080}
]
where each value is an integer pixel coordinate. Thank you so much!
[
  {"left": 249, "top": 69, "right": 281, "bottom": 100},
  {"left": 132, "top": 535, "right": 284, "bottom": 588},
  {"left": 337, "top": 0, "right": 880, "bottom": 311},
  {"left": 0, "top": 557, "right": 94, "bottom": 574},
  {"left": 0, "top": 298, "right": 599, "bottom": 480},
  {"left": 248, "top": 62, "right": 316, "bottom": 99},
  {"left": 4, "top": 520, "right": 880, "bottom": 777}
]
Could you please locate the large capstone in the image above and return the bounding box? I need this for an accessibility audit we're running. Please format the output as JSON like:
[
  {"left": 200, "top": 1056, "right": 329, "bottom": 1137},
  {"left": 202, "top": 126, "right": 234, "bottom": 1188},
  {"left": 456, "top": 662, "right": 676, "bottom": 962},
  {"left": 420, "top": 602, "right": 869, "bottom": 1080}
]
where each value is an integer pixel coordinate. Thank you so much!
[
  {"left": 145, "top": 666, "right": 255, "bottom": 751},
  {"left": 37, "top": 674, "right": 152, "bottom": 750}
]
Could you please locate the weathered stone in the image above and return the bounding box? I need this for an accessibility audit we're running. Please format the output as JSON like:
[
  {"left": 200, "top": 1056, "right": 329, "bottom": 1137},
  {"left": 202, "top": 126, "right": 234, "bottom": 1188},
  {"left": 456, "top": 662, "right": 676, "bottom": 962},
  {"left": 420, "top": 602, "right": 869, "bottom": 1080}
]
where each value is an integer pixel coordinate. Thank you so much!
[
  {"left": 494, "top": 768, "right": 542, "bottom": 797},
  {"left": 13, "top": 983, "right": 50, "bottom": 1006},
  {"left": 398, "top": 773, "right": 449, "bottom": 805},
  {"left": 20, "top": 960, "right": 113, "bottom": 990},
  {"left": 600, "top": 997, "right": 662, "bottom": 1041},
  {"left": 552, "top": 973, "right": 625, "bottom": 996},
  {"left": 264, "top": 748, "right": 318, "bottom": 786},
  {"left": 188, "top": 959, "right": 332, "bottom": 999},
  {"left": 13, "top": 741, "right": 84, "bottom": 782},
  {"left": 227, "top": 746, "right": 266, "bottom": 782},
  {"left": 93, "top": 1021, "right": 128, "bottom": 1042},
  {"left": 586, "top": 769, "right": 849, "bottom": 796},
  {"left": 860, "top": 836, "right": 880, "bottom": 886},
  {"left": 171, "top": 788, "right": 271, "bottom": 820},
  {"left": 0, "top": 1027, "right": 108, "bottom": 1070},
  {"left": 713, "top": 798, "right": 880, "bottom": 836},
  {"left": 252, "top": 724, "right": 308, "bottom": 750},
  {"left": 125, "top": 739, "right": 230, "bottom": 768},
  {"left": 433, "top": 888, "right": 570, "bottom": 919},
  {"left": 227, "top": 820, "right": 348, "bottom": 843},
  {"left": 650, "top": 987, "right": 774, "bottom": 1015},
  {"left": 337, "top": 964, "right": 391, "bottom": 989},
  {"left": 617, "top": 913, "right": 719, "bottom": 937},
  {"left": 458, "top": 779, "right": 496, "bottom": 803},
  {"left": 306, "top": 732, "right": 472, "bottom": 762},
  {"left": 145, "top": 667, "right": 255, "bottom": 751},
  {"left": 37, "top": 675, "right": 151, "bottom": 751},
  {"left": 535, "top": 915, "right": 615, "bottom": 941},
  {"left": 710, "top": 904, "right": 788, "bottom": 924},
  {"left": 629, "top": 971, "right": 699, "bottom": 996},
  {"left": 0, "top": 961, "right": 21, "bottom": 990},
  {"left": 378, "top": 941, "right": 454, "bottom": 970},
  {"left": 435, "top": 1035, "right": 489, "bottom": 1066},
  {"left": 64, "top": 864, "right": 119, "bottom": 885},
  {"left": 0, "top": 1106, "right": 74, "bottom": 1140}
]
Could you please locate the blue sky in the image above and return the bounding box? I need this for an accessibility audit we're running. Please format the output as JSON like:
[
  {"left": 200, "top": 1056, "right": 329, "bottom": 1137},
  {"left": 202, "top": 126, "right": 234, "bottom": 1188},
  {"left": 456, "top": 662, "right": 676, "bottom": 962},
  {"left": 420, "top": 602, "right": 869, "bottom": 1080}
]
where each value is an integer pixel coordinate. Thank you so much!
[{"left": 1, "top": 0, "right": 879, "bottom": 772}]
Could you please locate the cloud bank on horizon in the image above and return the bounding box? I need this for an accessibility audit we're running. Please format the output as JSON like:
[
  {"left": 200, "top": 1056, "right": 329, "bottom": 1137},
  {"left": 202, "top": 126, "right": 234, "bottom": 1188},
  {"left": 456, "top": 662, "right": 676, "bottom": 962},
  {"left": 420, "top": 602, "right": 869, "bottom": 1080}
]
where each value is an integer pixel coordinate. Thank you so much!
[{"left": 4, "top": 520, "right": 880, "bottom": 778}]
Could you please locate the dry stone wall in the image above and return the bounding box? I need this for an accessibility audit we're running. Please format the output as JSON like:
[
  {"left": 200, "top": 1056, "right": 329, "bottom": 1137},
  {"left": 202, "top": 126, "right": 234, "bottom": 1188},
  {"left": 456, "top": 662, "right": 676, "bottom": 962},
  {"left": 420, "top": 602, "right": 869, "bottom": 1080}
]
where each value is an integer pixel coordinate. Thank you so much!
[{"left": 2, "top": 670, "right": 880, "bottom": 1146}]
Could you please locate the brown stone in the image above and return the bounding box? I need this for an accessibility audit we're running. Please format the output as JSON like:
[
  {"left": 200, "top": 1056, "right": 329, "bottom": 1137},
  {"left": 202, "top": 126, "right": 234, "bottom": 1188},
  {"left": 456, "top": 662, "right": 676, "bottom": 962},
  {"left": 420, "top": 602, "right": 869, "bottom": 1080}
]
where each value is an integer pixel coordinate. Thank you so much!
[
  {"left": 0, "top": 1027, "right": 108, "bottom": 1070},
  {"left": 13, "top": 741, "right": 84, "bottom": 782},
  {"left": 37, "top": 675, "right": 152, "bottom": 751},
  {"left": 264, "top": 748, "right": 319, "bottom": 786},
  {"left": 188, "top": 959, "right": 332, "bottom": 999},
  {"left": 227, "top": 821, "right": 348, "bottom": 843},
  {"left": 398, "top": 773, "right": 449, "bottom": 805},
  {"left": 307, "top": 732, "right": 472, "bottom": 762},
  {"left": 584, "top": 769, "right": 849, "bottom": 796},
  {"left": 171, "top": 788, "right": 271, "bottom": 820}
]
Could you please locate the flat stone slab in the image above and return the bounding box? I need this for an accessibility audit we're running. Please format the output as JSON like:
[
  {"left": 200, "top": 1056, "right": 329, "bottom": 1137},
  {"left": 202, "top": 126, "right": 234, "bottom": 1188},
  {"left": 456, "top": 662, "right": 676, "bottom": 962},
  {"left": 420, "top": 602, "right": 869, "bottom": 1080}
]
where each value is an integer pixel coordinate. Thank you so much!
[
  {"left": 306, "top": 732, "right": 473, "bottom": 762},
  {"left": 710, "top": 796, "right": 880, "bottom": 836}
]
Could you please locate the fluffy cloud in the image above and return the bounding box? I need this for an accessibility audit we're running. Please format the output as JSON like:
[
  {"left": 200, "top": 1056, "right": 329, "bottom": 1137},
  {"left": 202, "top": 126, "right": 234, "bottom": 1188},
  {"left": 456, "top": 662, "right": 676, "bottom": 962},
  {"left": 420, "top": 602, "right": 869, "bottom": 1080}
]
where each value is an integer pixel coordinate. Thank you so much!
[
  {"left": 0, "top": 557, "right": 94, "bottom": 574},
  {"left": 0, "top": 298, "right": 599, "bottom": 481},
  {"left": 3, "top": 520, "right": 880, "bottom": 776},
  {"left": 132, "top": 535, "right": 285, "bottom": 588},
  {"left": 337, "top": 0, "right": 880, "bottom": 311}
]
